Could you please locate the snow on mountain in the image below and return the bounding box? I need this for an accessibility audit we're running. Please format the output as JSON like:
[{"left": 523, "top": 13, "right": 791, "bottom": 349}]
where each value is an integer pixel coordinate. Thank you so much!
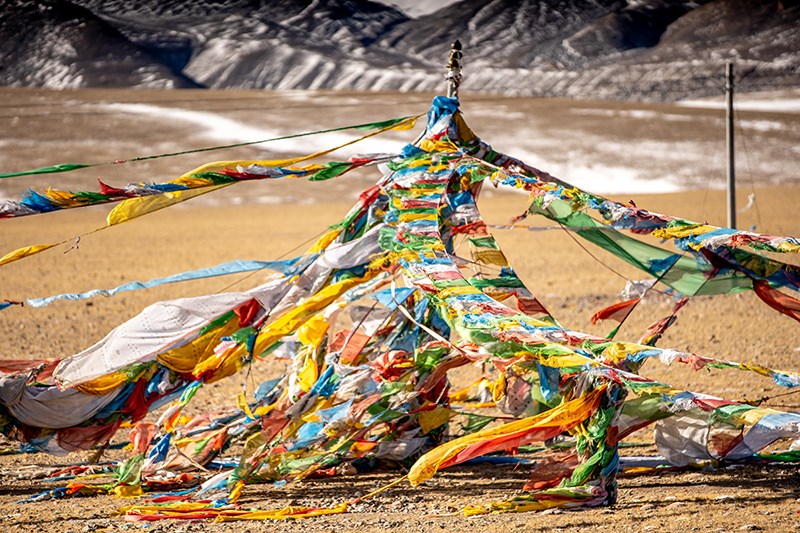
[
  {"left": 0, "top": 0, "right": 199, "bottom": 88},
  {"left": 2, "top": 0, "right": 798, "bottom": 100},
  {"left": 375, "top": 0, "right": 462, "bottom": 18}
]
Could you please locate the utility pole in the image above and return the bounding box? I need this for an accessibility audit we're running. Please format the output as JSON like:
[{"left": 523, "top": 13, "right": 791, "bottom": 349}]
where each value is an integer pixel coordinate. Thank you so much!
[
  {"left": 726, "top": 62, "right": 736, "bottom": 229},
  {"left": 446, "top": 40, "right": 463, "bottom": 98}
]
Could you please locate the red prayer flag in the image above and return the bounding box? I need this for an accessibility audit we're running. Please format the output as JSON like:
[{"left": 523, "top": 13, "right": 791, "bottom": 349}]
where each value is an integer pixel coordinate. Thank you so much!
[
  {"left": 639, "top": 296, "right": 689, "bottom": 346},
  {"left": 753, "top": 280, "right": 800, "bottom": 323}
]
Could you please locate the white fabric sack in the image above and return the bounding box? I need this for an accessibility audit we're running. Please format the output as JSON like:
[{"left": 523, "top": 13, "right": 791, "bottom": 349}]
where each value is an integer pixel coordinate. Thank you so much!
[
  {"left": 53, "top": 292, "right": 255, "bottom": 388},
  {"left": 654, "top": 414, "right": 713, "bottom": 466}
]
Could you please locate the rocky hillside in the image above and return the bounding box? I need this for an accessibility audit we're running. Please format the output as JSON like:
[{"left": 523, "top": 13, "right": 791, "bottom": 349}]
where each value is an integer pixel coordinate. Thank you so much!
[{"left": 1, "top": 0, "right": 798, "bottom": 100}]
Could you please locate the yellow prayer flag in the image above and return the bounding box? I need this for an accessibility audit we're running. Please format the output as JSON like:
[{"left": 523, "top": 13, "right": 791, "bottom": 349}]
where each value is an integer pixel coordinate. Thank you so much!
[
  {"left": 107, "top": 186, "right": 228, "bottom": 226},
  {"left": 297, "top": 315, "right": 329, "bottom": 347},
  {"left": 236, "top": 392, "right": 256, "bottom": 419},
  {"left": 74, "top": 371, "right": 129, "bottom": 396},
  {"left": 0, "top": 243, "right": 59, "bottom": 266},
  {"left": 776, "top": 241, "right": 800, "bottom": 253},
  {"left": 309, "top": 228, "right": 342, "bottom": 253},
  {"left": 408, "top": 387, "right": 605, "bottom": 486},
  {"left": 418, "top": 407, "right": 456, "bottom": 434},
  {"left": 652, "top": 224, "right": 716, "bottom": 240},
  {"left": 297, "top": 353, "right": 319, "bottom": 393},
  {"left": 45, "top": 188, "right": 86, "bottom": 207},
  {"left": 418, "top": 139, "right": 459, "bottom": 153},
  {"left": 391, "top": 116, "right": 418, "bottom": 130},
  {"left": 474, "top": 249, "right": 509, "bottom": 267},
  {"left": 110, "top": 484, "right": 144, "bottom": 498},
  {"left": 398, "top": 211, "right": 438, "bottom": 222},
  {"left": 438, "top": 285, "right": 482, "bottom": 299}
]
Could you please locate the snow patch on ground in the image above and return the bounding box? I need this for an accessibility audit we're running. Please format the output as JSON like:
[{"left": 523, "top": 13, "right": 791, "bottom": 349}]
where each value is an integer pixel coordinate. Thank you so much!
[
  {"left": 64, "top": 99, "right": 797, "bottom": 197},
  {"left": 678, "top": 98, "right": 800, "bottom": 114},
  {"left": 570, "top": 108, "right": 695, "bottom": 122},
  {"left": 540, "top": 163, "right": 683, "bottom": 195},
  {"left": 497, "top": 143, "right": 683, "bottom": 195},
  {"left": 98, "top": 103, "right": 408, "bottom": 158},
  {"left": 569, "top": 108, "right": 788, "bottom": 132},
  {"left": 739, "top": 119, "right": 786, "bottom": 132},
  {"left": 256, "top": 195, "right": 286, "bottom": 205}
]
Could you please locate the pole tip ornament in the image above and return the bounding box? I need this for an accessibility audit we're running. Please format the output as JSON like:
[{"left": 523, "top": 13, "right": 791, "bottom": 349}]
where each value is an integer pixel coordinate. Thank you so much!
[{"left": 446, "top": 40, "right": 463, "bottom": 99}]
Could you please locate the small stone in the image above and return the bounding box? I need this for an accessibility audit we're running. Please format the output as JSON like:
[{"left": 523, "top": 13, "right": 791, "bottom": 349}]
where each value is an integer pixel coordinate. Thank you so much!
[
  {"left": 666, "top": 502, "right": 684, "bottom": 510},
  {"left": 739, "top": 526, "right": 762, "bottom": 531},
  {"left": 640, "top": 503, "right": 656, "bottom": 511}
]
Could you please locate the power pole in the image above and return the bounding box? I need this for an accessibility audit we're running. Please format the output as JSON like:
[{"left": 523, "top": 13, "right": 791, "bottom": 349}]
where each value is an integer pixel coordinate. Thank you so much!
[{"left": 726, "top": 62, "right": 736, "bottom": 229}]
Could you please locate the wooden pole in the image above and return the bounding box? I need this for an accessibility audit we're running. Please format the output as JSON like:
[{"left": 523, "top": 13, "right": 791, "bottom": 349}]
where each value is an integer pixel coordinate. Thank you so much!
[
  {"left": 726, "top": 62, "right": 736, "bottom": 229},
  {"left": 446, "top": 40, "right": 462, "bottom": 98}
]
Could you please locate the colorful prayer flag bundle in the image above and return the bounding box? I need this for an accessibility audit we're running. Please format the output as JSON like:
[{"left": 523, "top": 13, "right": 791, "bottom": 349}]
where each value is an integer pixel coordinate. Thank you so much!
[{"left": 1, "top": 96, "right": 798, "bottom": 522}]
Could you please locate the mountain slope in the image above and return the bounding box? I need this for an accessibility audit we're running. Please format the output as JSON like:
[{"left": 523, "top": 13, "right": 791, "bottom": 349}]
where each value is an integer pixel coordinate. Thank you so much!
[
  {"left": 1, "top": 0, "right": 798, "bottom": 100},
  {"left": 0, "top": 0, "right": 199, "bottom": 88}
]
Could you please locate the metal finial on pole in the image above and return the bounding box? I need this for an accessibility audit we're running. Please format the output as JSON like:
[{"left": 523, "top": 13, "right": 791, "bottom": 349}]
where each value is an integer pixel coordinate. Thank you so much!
[
  {"left": 726, "top": 62, "right": 736, "bottom": 229},
  {"left": 446, "top": 40, "right": 462, "bottom": 98}
]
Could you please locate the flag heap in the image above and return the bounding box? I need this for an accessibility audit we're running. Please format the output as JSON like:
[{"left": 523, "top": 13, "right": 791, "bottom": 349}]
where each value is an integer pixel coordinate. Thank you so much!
[{"left": 0, "top": 96, "right": 798, "bottom": 521}]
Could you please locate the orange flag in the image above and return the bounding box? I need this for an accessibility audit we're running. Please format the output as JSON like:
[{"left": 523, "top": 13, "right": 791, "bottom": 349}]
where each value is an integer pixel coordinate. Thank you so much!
[{"left": 590, "top": 298, "right": 641, "bottom": 325}]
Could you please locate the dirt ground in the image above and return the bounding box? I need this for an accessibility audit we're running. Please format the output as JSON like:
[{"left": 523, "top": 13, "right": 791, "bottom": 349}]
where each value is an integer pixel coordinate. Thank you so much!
[{"left": 0, "top": 89, "right": 799, "bottom": 531}]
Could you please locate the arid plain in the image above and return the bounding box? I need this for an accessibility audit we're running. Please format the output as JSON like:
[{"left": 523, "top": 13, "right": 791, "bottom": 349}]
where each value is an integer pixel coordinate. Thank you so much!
[{"left": 0, "top": 89, "right": 798, "bottom": 532}]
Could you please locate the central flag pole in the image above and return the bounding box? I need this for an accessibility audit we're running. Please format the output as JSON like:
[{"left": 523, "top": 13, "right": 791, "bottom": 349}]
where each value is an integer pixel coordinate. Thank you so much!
[{"left": 446, "top": 40, "right": 463, "bottom": 98}]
